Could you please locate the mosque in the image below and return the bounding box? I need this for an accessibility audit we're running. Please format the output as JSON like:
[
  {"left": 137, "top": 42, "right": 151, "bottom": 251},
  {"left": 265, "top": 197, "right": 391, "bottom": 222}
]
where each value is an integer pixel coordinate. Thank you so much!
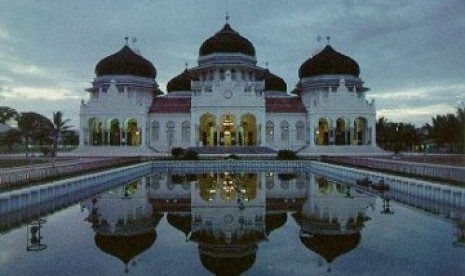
[{"left": 78, "top": 17, "right": 382, "bottom": 155}]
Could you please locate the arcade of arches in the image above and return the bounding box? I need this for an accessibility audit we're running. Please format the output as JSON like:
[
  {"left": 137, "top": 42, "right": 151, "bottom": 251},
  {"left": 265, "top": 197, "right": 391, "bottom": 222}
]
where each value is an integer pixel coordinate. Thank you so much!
[
  {"left": 315, "top": 117, "right": 371, "bottom": 146},
  {"left": 87, "top": 117, "right": 141, "bottom": 146},
  {"left": 199, "top": 113, "right": 258, "bottom": 146},
  {"left": 199, "top": 172, "right": 257, "bottom": 202}
]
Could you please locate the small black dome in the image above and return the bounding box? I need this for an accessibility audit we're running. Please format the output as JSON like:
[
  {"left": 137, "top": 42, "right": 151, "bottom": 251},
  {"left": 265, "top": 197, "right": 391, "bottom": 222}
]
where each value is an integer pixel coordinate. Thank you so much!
[
  {"left": 262, "top": 69, "right": 287, "bottom": 92},
  {"left": 299, "top": 45, "right": 360, "bottom": 78},
  {"left": 199, "top": 23, "right": 255, "bottom": 57},
  {"left": 167, "top": 69, "right": 193, "bottom": 92},
  {"left": 95, "top": 45, "right": 156, "bottom": 78}
]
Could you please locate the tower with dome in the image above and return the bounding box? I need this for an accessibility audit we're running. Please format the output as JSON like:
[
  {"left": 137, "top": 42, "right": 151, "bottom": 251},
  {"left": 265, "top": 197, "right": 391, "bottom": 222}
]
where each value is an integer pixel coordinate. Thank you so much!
[{"left": 78, "top": 18, "right": 381, "bottom": 156}]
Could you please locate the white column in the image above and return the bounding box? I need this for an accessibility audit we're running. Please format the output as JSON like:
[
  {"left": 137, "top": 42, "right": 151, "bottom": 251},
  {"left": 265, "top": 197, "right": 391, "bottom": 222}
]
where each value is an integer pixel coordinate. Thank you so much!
[
  {"left": 309, "top": 116, "right": 315, "bottom": 146},
  {"left": 140, "top": 117, "right": 147, "bottom": 147},
  {"left": 371, "top": 117, "right": 376, "bottom": 146},
  {"left": 79, "top": 126, "right": 85, "bottom": 147}
]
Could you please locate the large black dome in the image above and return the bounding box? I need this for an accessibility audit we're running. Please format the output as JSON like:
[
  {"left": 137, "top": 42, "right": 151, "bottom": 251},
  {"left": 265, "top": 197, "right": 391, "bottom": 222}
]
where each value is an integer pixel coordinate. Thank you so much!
[
  {"left": 199, "top": 23, "right": 255, "bottom": 57},
  {"left": 166, "top": 69, "right": 194, "bottom": 92},
  {"left": 95, "top": 45, "right": 156, "bottom": 78},
  {"left": 298, "top": 45, "right": 359, "bottom": 78},
  {"left": 262, "top": 69, "right": 287, "bottom": 92}
]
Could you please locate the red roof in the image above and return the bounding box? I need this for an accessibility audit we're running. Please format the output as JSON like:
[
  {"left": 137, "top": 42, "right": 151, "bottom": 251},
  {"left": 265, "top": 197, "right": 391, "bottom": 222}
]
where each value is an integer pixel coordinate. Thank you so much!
[
  {"left": 149, "top": 97, "right": 191, "bottom": 113},
  {"left": 265, "top": 97, "right": 307, "bottom": 113}
]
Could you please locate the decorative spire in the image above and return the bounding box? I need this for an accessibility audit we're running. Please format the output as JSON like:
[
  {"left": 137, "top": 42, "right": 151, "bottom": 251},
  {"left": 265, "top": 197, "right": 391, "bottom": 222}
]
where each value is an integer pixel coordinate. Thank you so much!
[
  {"left": 265, "top": 61, "right": 269, "bottom": 69},
  {"left": 225, "top": 11, "right": 230, "bottom": 23},
  {"left": 124, "top": 36, "right": 129, "bottom": 46},
  {"left": 185, "top": 62, "right": 188, "bottom": 70},
  {"left": 326, "top": 36, "right": 331, "bottom": 45}
]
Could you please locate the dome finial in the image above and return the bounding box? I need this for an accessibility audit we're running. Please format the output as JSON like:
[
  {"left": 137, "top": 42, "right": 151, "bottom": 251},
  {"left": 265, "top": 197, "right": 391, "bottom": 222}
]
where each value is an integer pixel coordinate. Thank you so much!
[
  {"left": 225, "top": 11, "right": 230, "bottom": 23},
  {"left": 185, "top": 62, "right": 189, "bottom": 70},
  {"left": 124, "top": 36, "right": 129, "bottom": 46},
  {"left": 265, "top": 61, "right": 269, "bottom": 69},
  {"left": 326, "top": 36, "right": 331, "bottom": 45}
]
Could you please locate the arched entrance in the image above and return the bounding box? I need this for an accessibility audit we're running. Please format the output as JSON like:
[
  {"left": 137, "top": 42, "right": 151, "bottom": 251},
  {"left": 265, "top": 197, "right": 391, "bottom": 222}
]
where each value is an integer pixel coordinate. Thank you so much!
[
  {"left": 124, "top": 118, "right": 140, "bottom": 146},
  {"left": 239, "top": 113, "right": 257, "bottom": 146},
  {"left": 315, "top": 118, "right": 331, "bottom": 145},
  {"left": 106, "top": 118, "right": 120, "bottom": 145},
  {"left": 219, "top": 113, "right": 237, "bottom": 146},
  {"left": 199, "top": 113, "right": 217, "bottom": 146},
  {"left": 335, "top": 118, "right": 349, "bottom": 145},
  {"left": 89, "top": 118, "right": 102, "bottom": 145},
  {"left": 354, "top": 117, "right": 368, "bottom": 145}
]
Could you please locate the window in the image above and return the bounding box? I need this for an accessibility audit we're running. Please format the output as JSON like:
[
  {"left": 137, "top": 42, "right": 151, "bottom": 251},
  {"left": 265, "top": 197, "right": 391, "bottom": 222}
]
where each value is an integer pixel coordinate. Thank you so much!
[
  {"left": 151, "top": 121, "right": 160, "bottom": 141},
  {"left": 166, "top": 121, "right": 175, "bottom": 147},
  {"left": 296, "top": 121, "right": 305, "bottom": 140},
  {"left": 182, "top": 121, "right": 190, "bottom": 143},
  {"left": 281, "top": 121, "right": 289, "bottom": 141},
  {"left": 266, "top": 121, "right": 274, "bottom": 142}
]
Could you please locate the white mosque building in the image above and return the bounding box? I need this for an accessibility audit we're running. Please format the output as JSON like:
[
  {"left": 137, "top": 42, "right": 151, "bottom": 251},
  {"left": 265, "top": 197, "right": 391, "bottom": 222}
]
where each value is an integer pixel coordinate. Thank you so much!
[{"left": 78, "top": 18, "right": 381, "bottom": 156}]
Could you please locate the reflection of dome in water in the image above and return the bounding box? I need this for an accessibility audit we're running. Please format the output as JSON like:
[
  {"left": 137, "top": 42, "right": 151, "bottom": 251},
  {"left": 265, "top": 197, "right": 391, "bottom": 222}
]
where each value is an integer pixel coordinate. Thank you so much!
[
  {"left": 266, "top": 213, "right": 287, "bottom": 235},
  {"left": 167, "top": 213, "right": 191, "bottom": 236},
  {"left": 300, "top": 233, "right": 361, "bottom": 263},
  {"left": 95, "top": 231, "right": 156, "bottom": 264},
  {"left": 200, "top": 250, "right": 256, "bottom": 276},
  {"left": 191, "top": 229, "right": 265, "bottom": 276}
]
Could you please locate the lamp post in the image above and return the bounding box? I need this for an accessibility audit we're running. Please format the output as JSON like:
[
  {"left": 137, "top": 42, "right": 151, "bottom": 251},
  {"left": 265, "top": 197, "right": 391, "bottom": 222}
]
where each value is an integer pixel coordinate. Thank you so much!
[{"left": 27, "top": 218, "right": 47, "bottom": 251}]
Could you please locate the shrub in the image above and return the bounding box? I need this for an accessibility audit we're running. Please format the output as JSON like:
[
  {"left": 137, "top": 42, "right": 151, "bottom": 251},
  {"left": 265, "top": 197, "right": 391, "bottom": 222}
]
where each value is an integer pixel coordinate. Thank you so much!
[
  {"left": 183, "top": 149, "right": 199, "bottom": 160},
  {"left": 278, "top": 173, "right": 297, "bottom": 181},
  {"left": 276, "top": 149, "right": 298, "bottom": 160},
  {"left": 226, "top": 154, "right": 240, "bottom": 160},
  {"left": 171, "top": 147, "right": 185, "bottom": 159}
]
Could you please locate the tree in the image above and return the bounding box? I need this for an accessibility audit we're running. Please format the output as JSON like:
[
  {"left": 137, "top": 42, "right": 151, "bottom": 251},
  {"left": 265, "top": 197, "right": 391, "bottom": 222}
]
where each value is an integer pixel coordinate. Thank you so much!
[
  {"left": 376, "top": 118, "right": 420, "bottom": 152},
  {"left": 456, "top": 107, "right": 465, "bottom": 152},
  {"left": 1, "top": 128, "right": 21, "bottom": 151},
  {"left": 17, "top": 112, "right": 53, "bottom": 157},
  {"left": 430, "top": 113, "right": 461, "bottom": 152},
  {"left": 376, "top": 116, "right": 388, "bottom": 149},
  {"left": 62, "top": 130, "right": 79, "bottom": 147},
  {"left": 51, "top": 111, "right": 72, "bottom": 156},
  {"left": 0, "top": 106, "right": 18, "bottom": 124}
]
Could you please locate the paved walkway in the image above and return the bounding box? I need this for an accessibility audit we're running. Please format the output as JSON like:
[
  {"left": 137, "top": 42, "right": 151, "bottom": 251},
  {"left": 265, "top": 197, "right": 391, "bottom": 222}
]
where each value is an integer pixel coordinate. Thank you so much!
[{"left": 187, "top": 146, "right": 276, "bottom": 155}]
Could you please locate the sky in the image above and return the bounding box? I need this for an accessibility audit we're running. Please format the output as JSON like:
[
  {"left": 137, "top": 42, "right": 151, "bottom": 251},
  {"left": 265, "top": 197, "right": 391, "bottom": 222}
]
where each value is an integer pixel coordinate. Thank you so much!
[{"left": 0, "top": 0, "right": 464, "bottom": 128}]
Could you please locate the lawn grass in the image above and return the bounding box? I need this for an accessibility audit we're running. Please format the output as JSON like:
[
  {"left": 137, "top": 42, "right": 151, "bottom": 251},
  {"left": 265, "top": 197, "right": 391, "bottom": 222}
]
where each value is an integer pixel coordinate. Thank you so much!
[{"left": 0, "top": 159, "right": 50, "bottom": 169}]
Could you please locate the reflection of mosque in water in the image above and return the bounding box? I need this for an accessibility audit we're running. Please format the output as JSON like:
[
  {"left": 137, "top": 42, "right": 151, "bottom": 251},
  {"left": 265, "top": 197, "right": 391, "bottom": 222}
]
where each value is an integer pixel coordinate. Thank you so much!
[
  {"left": 293, "top": 176, "right": 375, "bottom": 272},
  {"left": 81, "top": 173, "right": 375, "bottom": 274},
  {"left": 81, "top": 178, "right": 163, "bottom": 273}
]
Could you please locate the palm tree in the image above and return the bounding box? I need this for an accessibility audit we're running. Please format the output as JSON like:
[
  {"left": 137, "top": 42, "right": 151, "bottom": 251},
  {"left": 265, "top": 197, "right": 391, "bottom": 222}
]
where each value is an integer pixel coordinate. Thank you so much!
[{"left": 52, "top": 111, "right": 72, "bottom": 156}]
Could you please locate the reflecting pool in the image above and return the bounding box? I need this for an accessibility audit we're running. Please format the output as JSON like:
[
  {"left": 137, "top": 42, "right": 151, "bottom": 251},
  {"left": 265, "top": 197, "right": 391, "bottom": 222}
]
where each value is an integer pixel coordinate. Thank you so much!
[{"left": 0, "top": 171, "right": 464, "bottom": 275}]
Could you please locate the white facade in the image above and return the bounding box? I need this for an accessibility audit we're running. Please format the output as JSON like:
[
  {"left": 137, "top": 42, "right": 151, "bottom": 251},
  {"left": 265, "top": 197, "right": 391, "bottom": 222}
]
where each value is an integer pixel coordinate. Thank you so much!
[{"left": 78, "top": 22, "right": 383, "bottom": 156}]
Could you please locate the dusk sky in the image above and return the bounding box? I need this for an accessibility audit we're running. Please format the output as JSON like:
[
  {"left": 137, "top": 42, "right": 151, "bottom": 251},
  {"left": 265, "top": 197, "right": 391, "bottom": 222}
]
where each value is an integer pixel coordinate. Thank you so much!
[{"left": 0, "top": 0, "right": 464, "bottom": 128}]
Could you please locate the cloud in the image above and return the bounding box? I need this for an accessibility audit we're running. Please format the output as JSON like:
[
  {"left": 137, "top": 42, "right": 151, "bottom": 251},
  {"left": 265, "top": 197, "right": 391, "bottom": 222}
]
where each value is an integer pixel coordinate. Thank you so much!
[
  {"left": 0, "top": 24, "right": 10, "bottom": 41},
  {"left": 0, "top": 86, "right": 80, "bottom": 101},
  {"left": 377, "top": 103, "right": 456, "bottom": 125}
]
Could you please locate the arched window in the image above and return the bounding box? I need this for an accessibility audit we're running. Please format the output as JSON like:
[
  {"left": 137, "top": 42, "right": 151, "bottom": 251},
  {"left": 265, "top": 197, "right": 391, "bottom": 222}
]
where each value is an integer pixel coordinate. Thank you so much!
[
  {"left": 296, "top": 121, "right": 305, "bottom": 141},
  {"left": 151, "top": 121, "right": 160, "bottom": 141},
  {"left": 266, "top": 121, "right": 274, "bottom": 142},
  {"left": 166, "top": 121, "right": 175, "bottom": 147},
  {"left": 182, "top": 120, "right": 190, "bottom": 143},
  {"left": 281, "top": 121, "right": 289, "bottom": 141}
]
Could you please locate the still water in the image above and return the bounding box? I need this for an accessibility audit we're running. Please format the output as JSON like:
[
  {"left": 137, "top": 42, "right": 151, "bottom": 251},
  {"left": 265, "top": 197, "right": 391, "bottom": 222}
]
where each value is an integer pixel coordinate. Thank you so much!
[{"left": 0, "top": 171, "right": 464, "bottom": 276}]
